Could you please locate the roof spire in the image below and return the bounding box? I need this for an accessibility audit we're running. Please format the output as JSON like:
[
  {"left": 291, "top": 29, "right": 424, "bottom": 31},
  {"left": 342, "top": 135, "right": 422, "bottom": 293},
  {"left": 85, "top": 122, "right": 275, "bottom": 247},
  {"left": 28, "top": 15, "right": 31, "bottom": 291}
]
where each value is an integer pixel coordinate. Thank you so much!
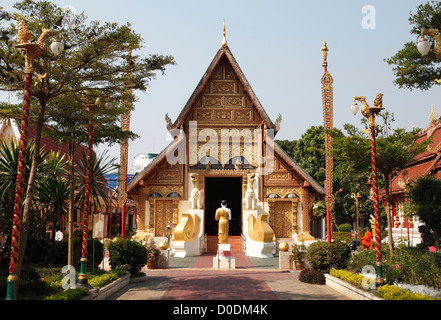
[
  {"left": 429, "top": 105, "right": 439, "bottom": 126},
  {"left": 222, "top": 18, "right": 228, "bottom": 48},
  {"left": 321, "top": 41, "right": 328, "bottom": 68}
]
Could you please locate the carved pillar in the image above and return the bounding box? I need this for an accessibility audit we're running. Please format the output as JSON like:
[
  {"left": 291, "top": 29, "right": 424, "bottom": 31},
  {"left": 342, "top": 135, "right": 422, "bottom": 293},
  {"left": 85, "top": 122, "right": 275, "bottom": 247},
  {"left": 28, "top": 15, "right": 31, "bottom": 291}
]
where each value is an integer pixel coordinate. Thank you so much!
[
  {"left": 132, "top": 194, "right": 146, "bottom": 233},
  {"left": 268, "top": 200, "right": 275, "bottom": 232},
  {"left": 292, "top": 199, "right": 299, "bottom": 233},
  {"left": 148, "top": 200, "right": 155, "bottom": 233},
  {"left": 300, "top": 183, "right": 310, "bottom": 234},
  {"left": 172, "top": 199, "right": 180, "bottom": 227}
]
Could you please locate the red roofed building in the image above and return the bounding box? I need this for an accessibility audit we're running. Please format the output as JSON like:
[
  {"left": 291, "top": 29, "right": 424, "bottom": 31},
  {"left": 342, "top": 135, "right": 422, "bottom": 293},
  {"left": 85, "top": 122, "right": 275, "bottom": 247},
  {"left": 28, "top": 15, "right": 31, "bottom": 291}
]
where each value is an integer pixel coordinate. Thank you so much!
[{"left": 380, "top": 107, "right": 441, "bottom": 246}]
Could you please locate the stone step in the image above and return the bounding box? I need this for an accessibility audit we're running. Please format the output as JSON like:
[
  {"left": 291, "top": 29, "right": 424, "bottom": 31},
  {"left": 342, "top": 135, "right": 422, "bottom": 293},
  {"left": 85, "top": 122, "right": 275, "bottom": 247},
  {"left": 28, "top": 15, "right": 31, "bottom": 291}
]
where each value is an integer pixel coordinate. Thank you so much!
[{"left": 206, "top": 236, "right": 242, "bottom": 253}]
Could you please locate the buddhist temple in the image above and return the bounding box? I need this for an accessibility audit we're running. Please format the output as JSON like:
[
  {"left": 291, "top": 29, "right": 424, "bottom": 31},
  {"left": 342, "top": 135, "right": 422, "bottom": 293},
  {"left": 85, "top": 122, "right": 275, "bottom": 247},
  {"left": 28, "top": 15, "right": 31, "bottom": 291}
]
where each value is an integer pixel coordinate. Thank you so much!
[{"left": 127, "top": 24, "right": 325, "bottom": 257}]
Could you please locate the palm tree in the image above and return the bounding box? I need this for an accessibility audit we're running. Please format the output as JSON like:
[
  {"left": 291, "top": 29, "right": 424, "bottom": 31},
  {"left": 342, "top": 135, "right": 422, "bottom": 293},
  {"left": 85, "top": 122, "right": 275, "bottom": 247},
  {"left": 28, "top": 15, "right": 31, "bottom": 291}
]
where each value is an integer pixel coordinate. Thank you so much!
[
  {"left": 34, "top": 151, "right": 70, "bottom": 241},
  {"left": 75, "top": 150, "right": 116, "bottom": 218},
  {"left": 0, "top": 140, "right": 39, "bottom": 263}
]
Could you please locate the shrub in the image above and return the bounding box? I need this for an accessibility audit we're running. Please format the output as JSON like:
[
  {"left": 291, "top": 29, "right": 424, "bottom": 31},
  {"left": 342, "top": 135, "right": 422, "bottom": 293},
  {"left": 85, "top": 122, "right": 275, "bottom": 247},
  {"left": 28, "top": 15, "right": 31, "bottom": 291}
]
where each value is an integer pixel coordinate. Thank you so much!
[
  {"left": 44, "top": 288, "right": 86, "bottom": 300},
  {"left": 307, "top": 241, "right": 351, "bottom": 273},
  {"left": 108, "top": 237, "right": 147, "bottom": 274},
  {"left": 88, "top": 268, "right": 126, "bottom": 287},
  {"left": 338, "top": 223, "right": 352, "bottom": 233},
  {"left": 329, "top": 269, "right": 364, "bottom": 288},
  {"left": 377, "top": 284, "right": 437, "bottom": 300},
  {"left": 298, "top": 268, "right": 325, "bottom": 285},
  {"left": 348, "top": 248, "right": 382, "bottom": 273}
]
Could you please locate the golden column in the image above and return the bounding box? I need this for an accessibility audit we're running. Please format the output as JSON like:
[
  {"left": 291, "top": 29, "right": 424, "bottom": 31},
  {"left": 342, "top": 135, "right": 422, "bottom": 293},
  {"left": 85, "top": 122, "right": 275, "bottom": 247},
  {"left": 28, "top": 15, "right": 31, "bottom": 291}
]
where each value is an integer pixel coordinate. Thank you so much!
[{"left": 120, "top": 46, "right": 133, "bottom": 238}]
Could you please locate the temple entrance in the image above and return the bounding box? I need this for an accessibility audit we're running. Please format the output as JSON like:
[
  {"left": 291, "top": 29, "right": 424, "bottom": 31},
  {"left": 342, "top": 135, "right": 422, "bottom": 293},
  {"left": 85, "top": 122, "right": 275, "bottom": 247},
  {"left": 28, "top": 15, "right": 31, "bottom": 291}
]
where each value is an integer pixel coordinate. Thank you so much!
[{"left": 204, "top": 177, "right": 242, "bottom": 237}]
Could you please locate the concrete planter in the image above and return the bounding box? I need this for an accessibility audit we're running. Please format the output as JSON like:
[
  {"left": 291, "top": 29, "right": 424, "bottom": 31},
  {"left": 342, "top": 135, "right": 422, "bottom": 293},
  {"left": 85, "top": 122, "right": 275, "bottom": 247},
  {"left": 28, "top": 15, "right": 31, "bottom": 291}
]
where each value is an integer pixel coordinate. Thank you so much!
[
  {"left": 81, "top": 272, "right": 131, "bottom": 300},
  {"left": 325, "top": 274, "right": 383, "bottom": 300}
]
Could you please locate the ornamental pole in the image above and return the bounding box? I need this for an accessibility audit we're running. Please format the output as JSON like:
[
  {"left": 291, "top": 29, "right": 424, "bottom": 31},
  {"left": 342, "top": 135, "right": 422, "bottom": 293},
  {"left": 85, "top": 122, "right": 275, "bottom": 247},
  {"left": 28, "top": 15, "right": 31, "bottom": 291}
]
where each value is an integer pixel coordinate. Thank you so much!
[
  {"left": 77, "top": 95, "right": 101, "bottom": 289},
  {"left": 6, "top": 21, "right": 59, "bottom": 300},
  {"left": 77, "top": 116, "right": 93, "bottom": 289},
  {"left": 352, "top": 94, "right": 385, "bottom": 287},
  {"left": 120, "top": 46, "right": 133, "bottom": 238},
  {"left": 321, "top": 42, "right": 334, "bottom": 243}
]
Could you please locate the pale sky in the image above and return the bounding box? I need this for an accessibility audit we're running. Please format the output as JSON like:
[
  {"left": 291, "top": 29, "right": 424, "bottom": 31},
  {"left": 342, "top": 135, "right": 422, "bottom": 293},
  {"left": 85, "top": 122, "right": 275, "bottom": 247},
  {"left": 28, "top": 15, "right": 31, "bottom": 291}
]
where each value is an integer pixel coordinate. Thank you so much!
[{"left": 1, "top": 0, "right": 440, "bottom": 173}]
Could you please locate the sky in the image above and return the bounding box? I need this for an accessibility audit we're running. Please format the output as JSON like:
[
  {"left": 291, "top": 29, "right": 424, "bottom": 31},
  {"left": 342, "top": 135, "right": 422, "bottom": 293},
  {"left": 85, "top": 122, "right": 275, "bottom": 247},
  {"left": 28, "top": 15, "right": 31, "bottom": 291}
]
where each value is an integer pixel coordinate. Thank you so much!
[{"left": 1, "top": 0, "right": 440, "bottom": 173}]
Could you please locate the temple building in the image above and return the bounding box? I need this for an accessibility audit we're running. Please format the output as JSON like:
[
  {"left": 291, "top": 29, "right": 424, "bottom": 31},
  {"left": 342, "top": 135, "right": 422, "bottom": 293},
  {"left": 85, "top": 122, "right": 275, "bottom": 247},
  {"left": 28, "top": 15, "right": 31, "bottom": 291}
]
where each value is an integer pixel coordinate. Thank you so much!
[
  {"left": 127, "top": 27, "right": 325, "bottom": 257},
  {"left": 379, "top": 107, "right": 441, "bottom": 246}
]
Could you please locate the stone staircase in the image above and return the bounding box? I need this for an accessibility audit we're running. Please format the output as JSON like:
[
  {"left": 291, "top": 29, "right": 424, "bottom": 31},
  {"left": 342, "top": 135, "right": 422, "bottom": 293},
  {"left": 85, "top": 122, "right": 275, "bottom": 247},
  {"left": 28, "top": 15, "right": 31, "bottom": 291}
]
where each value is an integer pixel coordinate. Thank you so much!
[{"left": 206, "top": 235, "right": 242, "bottom": 253}]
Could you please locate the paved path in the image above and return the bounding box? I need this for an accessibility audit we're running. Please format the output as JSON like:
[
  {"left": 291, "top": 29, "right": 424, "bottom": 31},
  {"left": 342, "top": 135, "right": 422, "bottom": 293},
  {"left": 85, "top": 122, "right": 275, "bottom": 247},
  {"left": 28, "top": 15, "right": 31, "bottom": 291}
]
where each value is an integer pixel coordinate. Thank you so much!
[
  {"left": 105, "top": 253, "right": 349, "bottom": 301},
  {"left": 107, "top": 269, "right": 349, "bottom": 300}
]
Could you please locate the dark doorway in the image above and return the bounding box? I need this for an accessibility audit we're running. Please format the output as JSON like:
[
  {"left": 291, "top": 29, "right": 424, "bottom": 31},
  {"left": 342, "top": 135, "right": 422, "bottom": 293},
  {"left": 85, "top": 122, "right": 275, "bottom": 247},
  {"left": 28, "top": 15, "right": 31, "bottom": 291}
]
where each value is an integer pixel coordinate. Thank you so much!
[{"left": 204, "top": 177, "right": 242, "bottom": 236}]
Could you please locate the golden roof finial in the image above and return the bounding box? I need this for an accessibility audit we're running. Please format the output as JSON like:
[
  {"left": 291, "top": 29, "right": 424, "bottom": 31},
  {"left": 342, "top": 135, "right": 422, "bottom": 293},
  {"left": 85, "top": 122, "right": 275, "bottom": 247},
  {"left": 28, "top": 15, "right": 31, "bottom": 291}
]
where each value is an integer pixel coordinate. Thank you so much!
[
  {"left": 429, "top": 105, "right": 439, "bottom": 126},
  {"left": 222, "top": 18, "right": 228, "bottom": 48},
  {"left": 321, "top": 41, "right": 328, "bottom": 67}
]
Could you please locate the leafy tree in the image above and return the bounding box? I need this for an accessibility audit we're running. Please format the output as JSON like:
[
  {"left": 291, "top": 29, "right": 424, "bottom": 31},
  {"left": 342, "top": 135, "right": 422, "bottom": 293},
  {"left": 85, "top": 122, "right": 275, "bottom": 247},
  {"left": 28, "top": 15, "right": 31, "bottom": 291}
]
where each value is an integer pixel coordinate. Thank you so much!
[
  {"left": 329, "top": 116, "right": 430, "bottom": 255},
  {"left": 0, "top": 0, "right": 175, "bottom": 292},
  {"left": 407, "top": 176, "right": 441, "bottom": 251},
  {"left": 277, "top": 126, "right": 372, "bottom": 231},
  {"left": 386, "top": 0, "right": 441, "bottom": 90}
]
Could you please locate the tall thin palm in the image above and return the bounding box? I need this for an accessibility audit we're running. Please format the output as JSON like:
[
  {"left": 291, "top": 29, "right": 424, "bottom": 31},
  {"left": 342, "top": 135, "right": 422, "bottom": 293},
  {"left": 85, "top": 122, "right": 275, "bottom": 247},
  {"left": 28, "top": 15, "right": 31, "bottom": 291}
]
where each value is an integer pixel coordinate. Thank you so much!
[
  {"left": 75, "top": 150, "right": 116, "bottom": 214},
  {"left": 34, "top": 151, "right": 70, "bottom": 240},
  {"left": 0, "top": 140, "right": 36, "bottom": 233}
]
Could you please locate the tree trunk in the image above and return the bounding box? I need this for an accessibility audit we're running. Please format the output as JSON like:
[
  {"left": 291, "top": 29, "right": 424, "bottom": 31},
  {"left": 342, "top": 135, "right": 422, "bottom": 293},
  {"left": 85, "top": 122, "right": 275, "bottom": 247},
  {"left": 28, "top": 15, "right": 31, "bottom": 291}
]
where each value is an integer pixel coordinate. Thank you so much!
[
  {"left": 384, "top": 175, "right": 394, "bottom": 256},
  {"left": 16, "top": 100, "right": 46, "bottom": 284}
]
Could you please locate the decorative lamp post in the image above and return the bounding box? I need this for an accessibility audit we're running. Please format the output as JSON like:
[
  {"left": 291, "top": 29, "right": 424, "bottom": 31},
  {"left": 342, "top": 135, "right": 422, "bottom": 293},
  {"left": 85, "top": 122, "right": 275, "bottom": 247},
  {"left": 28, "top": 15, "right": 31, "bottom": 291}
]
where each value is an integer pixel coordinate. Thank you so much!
[
  {"left": 321, "top": 42, "right": 334, "bottom": 243},
  {"left": 351, "top": 192, "right": 361, "bottom": 238},
  {"left": 77, "top": 94, "right": 102, "bottom": 289},
  {"left": 417, "top": 29, "right": 441, "bottom": 58},
  {"left": 351, "top": 94, "right": 385, "bottom": 287},
  {"left": 6, "top": 21, "right": 60, "bottom": 300}
]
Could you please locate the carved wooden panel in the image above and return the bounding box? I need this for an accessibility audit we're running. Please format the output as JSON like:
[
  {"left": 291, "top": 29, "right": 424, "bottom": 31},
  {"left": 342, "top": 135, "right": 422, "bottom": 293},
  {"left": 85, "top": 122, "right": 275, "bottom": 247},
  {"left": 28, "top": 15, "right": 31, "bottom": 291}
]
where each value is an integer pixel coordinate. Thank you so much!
[
  {"left": 270, "top": 201, "right": 292, "bottom": 238},
  {"left": 155, "top": 200, "right": 173, "bottom": 237},
  {"left": 189, "top": 55, "right": 262, "bottom": 126}
]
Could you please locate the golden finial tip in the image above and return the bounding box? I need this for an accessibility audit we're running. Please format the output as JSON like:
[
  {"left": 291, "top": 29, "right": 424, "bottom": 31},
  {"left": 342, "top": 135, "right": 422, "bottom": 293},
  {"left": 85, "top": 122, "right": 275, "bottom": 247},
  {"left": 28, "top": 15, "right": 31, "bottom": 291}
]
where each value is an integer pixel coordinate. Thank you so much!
[
  {"left": 222, "top": 18, "right": 228, "bottom": 48},
  {"left": 321, "top": 41, "right": 328, "bottom": 67}
]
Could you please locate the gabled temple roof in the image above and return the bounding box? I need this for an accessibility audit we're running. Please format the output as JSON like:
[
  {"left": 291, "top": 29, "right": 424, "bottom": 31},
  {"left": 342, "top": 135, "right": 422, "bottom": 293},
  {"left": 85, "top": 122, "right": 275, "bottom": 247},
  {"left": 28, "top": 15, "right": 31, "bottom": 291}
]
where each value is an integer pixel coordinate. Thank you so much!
[
  {"left": 128, "top": 133, "right": 184, "bottom": 192},
  {"left": 381, "top": 122, "right": 441, "bottom": 196},
  {"left": 171, "top": 45, "right": 275, "bottom": 130}
]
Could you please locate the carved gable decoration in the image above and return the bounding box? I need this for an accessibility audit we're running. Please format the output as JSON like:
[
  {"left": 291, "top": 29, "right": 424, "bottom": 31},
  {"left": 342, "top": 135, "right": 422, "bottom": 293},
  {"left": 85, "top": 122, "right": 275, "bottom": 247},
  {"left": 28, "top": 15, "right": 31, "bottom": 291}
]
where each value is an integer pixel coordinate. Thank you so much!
[
  {"left": 171, "top": 47, "right": 275, "bottom": 131},
  {"left": 144, "top": 156, "right": 184, "bottom": 185},
  {"left": 187, "top": 55, "right": 262, "bottom": 125}
]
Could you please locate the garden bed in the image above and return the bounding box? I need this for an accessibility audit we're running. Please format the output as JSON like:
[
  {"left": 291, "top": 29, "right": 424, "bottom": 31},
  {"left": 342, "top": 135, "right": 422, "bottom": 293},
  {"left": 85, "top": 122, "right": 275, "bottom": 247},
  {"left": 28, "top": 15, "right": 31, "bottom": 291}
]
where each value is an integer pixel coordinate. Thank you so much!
[
  {"left": 81, "top": 271, "right": 130, "bottom": 300},
  {"left": 325, "top": 273, "right": 382, "bottom": 300}
]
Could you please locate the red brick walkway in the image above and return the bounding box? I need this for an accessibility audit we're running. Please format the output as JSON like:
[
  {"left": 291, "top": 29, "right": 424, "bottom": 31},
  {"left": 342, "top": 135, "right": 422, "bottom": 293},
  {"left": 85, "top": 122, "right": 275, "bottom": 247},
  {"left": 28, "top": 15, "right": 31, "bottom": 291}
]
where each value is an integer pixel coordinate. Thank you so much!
[
  {"left": 191, "top": 253, "right": 254, "bottom": 268},
  {"left": 159, "top": 270, "right": 280, "bottom": 300}
]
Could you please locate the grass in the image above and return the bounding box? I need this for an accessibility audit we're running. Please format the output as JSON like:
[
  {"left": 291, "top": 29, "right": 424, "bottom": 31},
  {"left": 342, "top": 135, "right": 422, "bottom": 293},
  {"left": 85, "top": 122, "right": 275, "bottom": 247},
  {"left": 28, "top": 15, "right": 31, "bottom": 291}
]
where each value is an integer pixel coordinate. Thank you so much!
[{"left": 0, "top": 266, "right": 127, "bottom": 300}]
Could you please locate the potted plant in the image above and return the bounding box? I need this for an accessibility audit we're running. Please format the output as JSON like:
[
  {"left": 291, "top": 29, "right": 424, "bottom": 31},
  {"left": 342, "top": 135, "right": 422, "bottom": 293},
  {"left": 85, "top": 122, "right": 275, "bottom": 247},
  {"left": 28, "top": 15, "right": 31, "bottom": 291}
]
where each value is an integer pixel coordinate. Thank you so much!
[
  {"left": 290, "top": 243, "right": 306, "bottom": 270},
  {"left": 146, "top": 245, "right": 161, "bottom": 269}
]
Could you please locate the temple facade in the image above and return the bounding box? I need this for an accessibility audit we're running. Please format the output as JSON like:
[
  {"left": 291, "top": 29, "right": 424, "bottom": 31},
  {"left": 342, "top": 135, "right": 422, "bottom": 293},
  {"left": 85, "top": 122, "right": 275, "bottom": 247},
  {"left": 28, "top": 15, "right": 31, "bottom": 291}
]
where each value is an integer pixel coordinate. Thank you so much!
[{"left": 127, "top": 38, "right": 325, "bottom": 257}]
